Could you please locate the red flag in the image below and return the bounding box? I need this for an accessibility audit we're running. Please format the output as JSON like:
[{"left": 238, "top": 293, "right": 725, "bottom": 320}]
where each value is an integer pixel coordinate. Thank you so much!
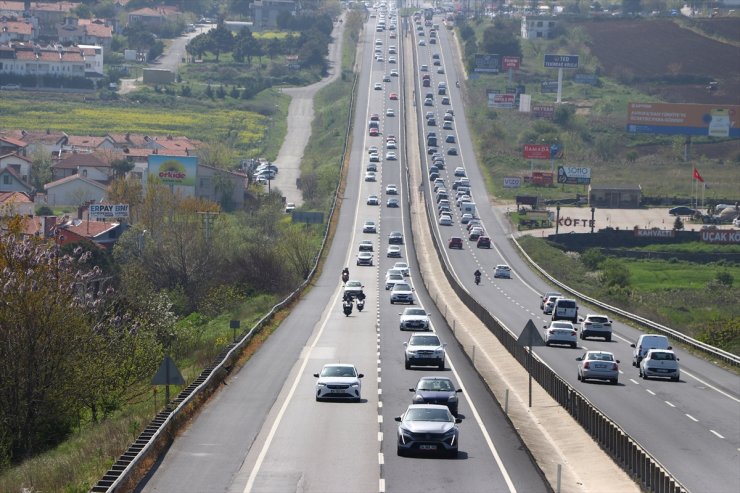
[{"left": 693, "top": 167, "right": 704, "bottom": 182}]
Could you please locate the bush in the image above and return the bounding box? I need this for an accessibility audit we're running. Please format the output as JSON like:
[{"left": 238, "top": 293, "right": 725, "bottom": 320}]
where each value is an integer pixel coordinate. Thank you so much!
[
  {"left": 715, "top": 271, "right": 734, "bottom": 287},
  {"left": 599, "top": 258, "right": 631, "bottom": 288},
  {"left": 581, "top": 248, "right": 605, "bottom": 270}
]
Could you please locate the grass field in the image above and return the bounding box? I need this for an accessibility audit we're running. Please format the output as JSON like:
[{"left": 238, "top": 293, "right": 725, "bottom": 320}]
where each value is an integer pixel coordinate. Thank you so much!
[{"left": 626, "top": 259, "right": 740, "bottom": 291}]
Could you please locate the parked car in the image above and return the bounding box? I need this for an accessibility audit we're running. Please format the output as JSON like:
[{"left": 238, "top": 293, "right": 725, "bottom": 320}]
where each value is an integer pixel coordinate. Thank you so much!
[
  {"left": 631, "top": 334, "right": 672, "bottom": 367},
  {"left": 639, "top": 349, "right": 680, "bottom": 381},
  {"left": 579, "top": 314, "right": 613, "bottom": 341},
  {"left": 544, "top": 321, "right": 578, "bottom": 348},
  {"left": 669, "top": 206, "right": 697, "bottom": 216},
  {"left": 399, "top": 307, "right": 430, "bottom": 330},
  {"left": 313, "top": 364, "right": 364, "bottom": 402},
  {"left": 576, "top": 351, "right": 620, "bottom": 384},
  {"left": 395, "top": 404, "right": 461, "bottom": 457},
  {"left": 409, "top": 377, "right": 462, "bottom": 415},
  {"left": 404, "top": 333, "right": 446, "bottom": 369}
]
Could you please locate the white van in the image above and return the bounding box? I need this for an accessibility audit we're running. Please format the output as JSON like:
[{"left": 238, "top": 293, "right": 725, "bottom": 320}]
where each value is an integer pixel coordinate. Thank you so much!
[
  {"left": 551, "top": 298, "right": 578, "bottom": 323},
  {"left": 631, "top": 334, "right": 672, "bottom": 367}
]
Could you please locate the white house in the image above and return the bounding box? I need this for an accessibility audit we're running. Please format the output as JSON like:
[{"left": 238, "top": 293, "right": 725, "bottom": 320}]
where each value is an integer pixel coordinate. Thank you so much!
[
  {"left": 0, "top": 152, "right": 33, "bottom": 183},
  {"left": 43, "top": 174, "right": 107, "bottom": 206},
  {"left": 521, "top": 16, "right": 558, "bottom": 39}
]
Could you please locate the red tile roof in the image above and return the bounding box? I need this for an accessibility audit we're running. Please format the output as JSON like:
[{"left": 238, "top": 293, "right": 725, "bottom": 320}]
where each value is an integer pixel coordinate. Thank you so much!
[
  {"left": 0, "top": 20, "right": 33, "bottom": 35},
  {"left": 0, "top": 190, "right": 32, "bottom": 204},
  {"left": 0, "top": 136, "right": 28, "bottom": 148},
  {"left": 66, "top": 135, "right": 107, "bottom": 148},
  {"left": 53, "top": 152, "right": 111, "bottom": 170},
  {"left": 61, "top": 219, "right": 119, "bottom": 238}
]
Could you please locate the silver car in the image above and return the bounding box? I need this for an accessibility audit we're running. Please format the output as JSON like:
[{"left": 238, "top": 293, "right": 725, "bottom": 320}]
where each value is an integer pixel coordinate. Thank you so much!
[
  {"left": 576, "top": 351, "right": 620, "bottom": 384},
  {"left": 395, "top": 404, "right": 461, "bottom": 457},
  {"left": 639, "top": 349, "right": 680, "bottom": 381},
  {"left": 313, "top": 364, "right": 364, "bottom": 401},
  {"left": 390, "top": 282, "right": 414, "bottom": 304}
]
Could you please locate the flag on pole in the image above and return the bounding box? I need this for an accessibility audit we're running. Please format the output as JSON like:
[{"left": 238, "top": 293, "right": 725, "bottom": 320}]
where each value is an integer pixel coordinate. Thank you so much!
[{"left": 693, "top": 167, "right": 704, "bottom": 182}]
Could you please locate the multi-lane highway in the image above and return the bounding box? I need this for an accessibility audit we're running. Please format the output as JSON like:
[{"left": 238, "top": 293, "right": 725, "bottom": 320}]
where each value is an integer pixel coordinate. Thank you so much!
[
  {"left": 411, "top": 13, "right": 740, "bottom": 493},
  {"left": 136, "top": 8, "right": 547, "bottom": 493}
]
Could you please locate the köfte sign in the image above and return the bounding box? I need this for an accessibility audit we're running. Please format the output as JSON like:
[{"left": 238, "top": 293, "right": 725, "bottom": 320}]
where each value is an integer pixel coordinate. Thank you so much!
[
  {"left": 89, "top": 204, "right": 129, "bottom": 219},
  {"left": 557, "top": 166, "right": 592, "bottom": 185},
  {"left": 558, "top": 217, "right": 595, "bottom": 228},
  {"left": 701, "top": 229, "right": 740, "bottom": 244},
  {"left": 503, "top": 176, "right": 522, "bottom": 188}
]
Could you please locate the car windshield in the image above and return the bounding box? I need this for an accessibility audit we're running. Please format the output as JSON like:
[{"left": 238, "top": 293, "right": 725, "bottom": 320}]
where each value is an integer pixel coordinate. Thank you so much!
[
  {"left": 406, "top": 309, "right": 427, "bottom": 316},
  {"left": 587, "top": 352, "right": 614, "bottom": 362},
  {"left": 589, "top": 316, "right": 609, "bottom": 323},
  {"left": 417, "top": 379, "right": 453, "bottom": 391},
  {"left": 410, "top": 335, "right": 440, "bottom": 346},
  {"left": 393, "top": 283, "right": 410, "bottom": 291},
  {"left": 651, "top": 352, "right": 676, "bottom": 361},
  {"left": 321, "top": 366, "right": 356, "bottom": 377},
  {"left": 405, "top": 407, "right": 451, "bottom": 422},
  {"left": 388, "top": 274, "right": 403, "bottom": 281},
  {"left": 346, "top": 281, "right": 361, "bottom": 288}
]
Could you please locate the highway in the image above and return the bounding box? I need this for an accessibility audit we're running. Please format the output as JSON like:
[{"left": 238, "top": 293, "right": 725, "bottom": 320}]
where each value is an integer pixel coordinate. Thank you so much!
[
  {"left": 415, "top": 14, "right": 740, "bottom": 493},
  {"left": 136, "top": 9, "right": 547, "bottom": 493}
]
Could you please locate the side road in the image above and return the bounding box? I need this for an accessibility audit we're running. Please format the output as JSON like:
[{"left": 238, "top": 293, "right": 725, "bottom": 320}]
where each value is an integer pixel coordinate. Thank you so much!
[
  {"left": 271, "top": 16, "right": 346, "bottom": 207},
  {"left": 402, "top": 31, "right": 639, "bottom": 493}
]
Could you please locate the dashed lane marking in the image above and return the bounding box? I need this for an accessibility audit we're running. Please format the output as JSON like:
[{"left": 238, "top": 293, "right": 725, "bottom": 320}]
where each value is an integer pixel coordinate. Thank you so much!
[{"left": 686, "top": 414, "right": 699, "bottom": 422}]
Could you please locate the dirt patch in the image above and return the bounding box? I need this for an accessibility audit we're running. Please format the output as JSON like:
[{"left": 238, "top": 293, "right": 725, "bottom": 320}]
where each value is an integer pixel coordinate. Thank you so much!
[{"left": 580, "top": 19, "right": 740, "bottom": 104}]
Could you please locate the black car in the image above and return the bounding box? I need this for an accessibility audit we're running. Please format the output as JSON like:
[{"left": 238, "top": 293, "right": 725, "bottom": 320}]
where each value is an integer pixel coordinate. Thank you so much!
[
  {"left": 388, "top": 231, "right": 404, "bottom": 244},
  {"left": 410, "top": 376, "right": 463, "bottom": 415},
  {"left": 669, "top": 206, "right": 697, "bottom": 216}
]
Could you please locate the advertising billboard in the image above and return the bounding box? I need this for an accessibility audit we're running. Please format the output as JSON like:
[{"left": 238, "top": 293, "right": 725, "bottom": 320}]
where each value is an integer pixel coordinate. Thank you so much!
[
  {"left": 523, "top": 144, "right": 551, "bottom": 159},
  {"left": 502, "top": 56, "right": 521, "bottom": 70},
  {"left": 474, "top": 53, "right": 501, "bottom": 73},
  {"left": 626, "top": 103, "right": 740, "bottom": 137},
  {"left": 557, "top": 166, "right": 592, "bottom": 185},
  {"left": 503, "top": 176, "right": 522, "bottom": 188},
  {"left": 544, "top": 54, "right": 579, "bottom": 69},
  {"left": 89, "top": 204, "right": 129, "bottom": 220},
  {"left": 701, "top": 229, "right": 740, "bottom": 244},
  {"left": 532, "top": 105, "right": 555, "bottom": 119},
  {"left": 148, "top": 155, "right": 197, "bottom": 186},
  {"left": 491, "top": 93, "right": 515, "bottom": 109},
  {"left": 541, "top": 81, "right": 558, "bottom": 93}
]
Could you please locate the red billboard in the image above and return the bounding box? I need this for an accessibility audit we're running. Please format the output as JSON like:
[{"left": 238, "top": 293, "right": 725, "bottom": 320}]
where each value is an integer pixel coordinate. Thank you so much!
[
  {"left": 523, "top": 144, "right": 551, "bottom": 159},
  {"left": 502, "top": 56, "right": 520, "bottom": 70}
]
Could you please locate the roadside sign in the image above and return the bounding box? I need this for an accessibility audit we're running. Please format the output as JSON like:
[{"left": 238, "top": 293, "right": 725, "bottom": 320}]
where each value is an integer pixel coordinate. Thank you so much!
[
  {"left": 503, "top": 177, "right": 522, "bottom": 188},
  {"left": 540, "top": 81, "right": 558, "bottom": 93},
  {"left": 532, "top": 105, "right": 555, "bottom": 119},
  {"left": 474, "top": 53, "right": 501, "bottom": 73},
  {"left": 557, "top": 166, "right": 592, "bottom": 185},
  {"left": 517, "top": 320, "right": 545, "bottom": 347},
  {"left": 574, "top": 73, "right": 598, "bottom": 85},
  {"left": 89, "top": 203, "right": 129, "bottom": 220},
  {"left": 502, "top": 56, "right": 520, "bottom": 70},
  {"left": 544, "top": 54, "right": 579, "bottom": 69},
  {"left": 151, "top": 355, "right": 185, "bottom": 385},
  {"left": 523, "top": 144, "right": 551, "bottom": 159}
]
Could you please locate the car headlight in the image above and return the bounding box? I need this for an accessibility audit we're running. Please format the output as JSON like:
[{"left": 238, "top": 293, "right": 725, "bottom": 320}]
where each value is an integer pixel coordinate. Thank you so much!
[
  {"left": 442, "top": 428, "right": 457, "bottom": 439},
  {"left": 448, "top": 395, "right": 457, "bottom": 402},
  {"left": 407, "top": 350, "right": 418, "bottom": 355},
  {"left": 316, "top": 383, "right": 326, "bottom": 387},
  {"left": 413, "top": 395, "right": 425, "bottom": 403},
  {"left": 350, "top": 382, "right": 360, "bottom": 388}
]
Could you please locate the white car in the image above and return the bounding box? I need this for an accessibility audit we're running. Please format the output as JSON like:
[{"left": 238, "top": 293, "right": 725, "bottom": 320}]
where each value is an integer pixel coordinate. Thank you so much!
[
  {"left": 356, "top": 251, "right": 373, "bottom": 266},
  {"left": 358, "top": 240, "right": 374, "bottom": 252},
  {"left": 313, "top": 364, "right": 364, "bottom": 401},
  {"left": 404, "top": 333, "right": 445, "bottom": 369},
  {"left": 385, "top": 272, "right": 405, "bottom": 290},
  {"left": 540, "top": 291, "right": 562, "bottom": 310},
  {"left": 386, "top": 108, "right": 395, "bottom": 117},
  {"left": 363, "top": 221, "right": 377, "bottom": 233},
  {"left": 544, "top": 321, "right": 578, "bottom": 348},
  {"left": 386, "top": 184, "right": 398, "bottom": 194},
  {"left": 543, "top": 295, "right": 560, "bottom": 315},
  {"left": 374, "top": 82, "right": 383, "bottom": 90},
  {"left": 386, "top": 140, "right": 398, "bottom": 149},
  {"left": 393, "top": 261, "right": 410, "bottom": 276},
  {"left": 367, "top": 194, "right": 380, "bottom": 205},
  {"left": 387, "top": 245, "right": 402, "bottom": 258},
  {"left": 639, "top": 349, "right": 680, "bottom": 381},
  {"left": 386, "top": 151, "right": 397, "bottom": 160},
  {"left": 368, "top": 145, "right": 379, "bottom": 154},
  {"left": 390, "top": 282, "right": 414, "bottom": 304},
  {"left": 365, "top": 172, "right": 377, "bottom": 182},
  {"left": 493, "top": 264, "right": 511, "bottom": 279},
  {"left": 439, "top": 214, "right": 453, "bottom": 226},
  {"left": 399, "top": 307, "right": 430, "bottom": 330},
  {"left": 579, "top": 314, "right": 613, "bottom": 341}
]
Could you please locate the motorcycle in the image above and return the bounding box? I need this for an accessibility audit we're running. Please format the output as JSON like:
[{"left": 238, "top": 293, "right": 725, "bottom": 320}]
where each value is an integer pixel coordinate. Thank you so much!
[
  {"left": 343, "top": 300, "right": 353, "bottom": 317},
  {"left": 474, "top": 274, "right": 481, "bottom": 285},
  {"left": 356, "top": 298, "right": 365, "bottom": 312},
  {"left": 455, "top": 80, "right": 460, "bottom": 88},
  {"left": 341, "top": 271, "right": 349, "bottom": 284}
]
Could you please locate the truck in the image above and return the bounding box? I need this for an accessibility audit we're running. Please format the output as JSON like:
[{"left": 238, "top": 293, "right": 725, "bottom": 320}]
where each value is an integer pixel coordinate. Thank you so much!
[{"left": 461, "top": 202, "right": 476, "bottom": 216}]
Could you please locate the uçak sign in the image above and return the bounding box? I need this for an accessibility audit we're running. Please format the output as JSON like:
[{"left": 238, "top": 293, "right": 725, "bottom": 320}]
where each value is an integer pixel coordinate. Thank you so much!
[
  {"left": 557, "top": 166, "right": 592, "bottom": 185},
  {"left": 701, "top": 229, "right": 740, "bottom": 244}
]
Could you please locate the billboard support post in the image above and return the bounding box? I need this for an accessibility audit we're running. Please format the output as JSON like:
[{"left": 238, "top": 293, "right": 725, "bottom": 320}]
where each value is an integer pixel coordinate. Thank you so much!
[{"left": 557, "top": 68, "right": 563, "bottom": 104}]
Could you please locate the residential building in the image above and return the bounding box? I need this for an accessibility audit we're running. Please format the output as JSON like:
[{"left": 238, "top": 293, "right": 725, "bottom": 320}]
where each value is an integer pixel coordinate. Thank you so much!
[
  {"left": 64, "top": 135, "right": 115, "bottom": 153},
  {"left": 0, "top": 151, "right": 32, "bottom": 182},
  {"left": 589, "top": 184, "right": 642, "bottom": 209},
  {"left": 251, "top": 0, "right": 295, "bottom": 30},
  {"left": 0, "top": 166, "right": 34, "bottom": 194},
  {"left": 55, "top": 217, "right": 125, "bottom": 250},
  {"left": 521, "top": 16, "right": 558, "bottom": 39},
  {"left": 57, "top": 18, "right": 112, "bottom": 51},
  {"left": 0, "top": 42, "right": 91, "bottom": 79},
  {"left": 29, "top": 1, "right": 81, "bottom": 38},
  {"left": 197, "top": 164, "right": 247, "bottom": 209},
  {"left": 52, "top": 151, "right": 114, "bottom": 182},
  {"left": 43, "top": 173, "right": 107, "bottom": 206},
  {"left": 127, "top": 6, "right": 180, "bottom": 29},
  {"left": 0, "top": 135, "right": 28, "bottom": 156},
  {"left": 16, "top": 129, "right": 67, "bottom": 156},
  {"left": 0, "top": 190, "right": 33, "bottom": 216},
  {"left": 0, "top": 19, "right": 35, "bottom": 43}
]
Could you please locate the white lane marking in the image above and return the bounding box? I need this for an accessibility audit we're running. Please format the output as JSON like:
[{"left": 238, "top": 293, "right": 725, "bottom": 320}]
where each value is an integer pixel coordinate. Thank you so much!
[
  {"left": 681, "top": 369, "right": 740, "bottom": 404},
  {"left": 686, "top": 414, "right": 699, "bottom": 422},
  {"left": 646, "top": 389, "right": 656, "bottom": 396},
  {"left": 379, "top": 478, "right": 386, "bottom": 493},
  {"left": 378, "top": 431, "right": 383, "bottom": 441},
  {"left": 630, "top": 379, "right": 640, "bottom": 385},
  {"left": 710, "top": 430, "right": 725, "bottom": 439},
  {"left": 665, "top": 401, "right": 675, "bottom": 407},
  {"left": 378, "top": 452, "right": 384, "bottom": 465},
  {"left": 378, "top": 415, "right": 383, "bottom": 424},
  {"left": 378, "top": 388, "right": 382, "bottom": 395},
  {"left": 378, "top": 401, "right": 383, "bottom": 408}
]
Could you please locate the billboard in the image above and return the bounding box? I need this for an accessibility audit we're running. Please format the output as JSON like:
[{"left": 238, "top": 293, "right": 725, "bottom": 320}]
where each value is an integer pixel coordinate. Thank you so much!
[
  {"left": 574, "top": 74, "right": 598, "bottom": 85},
  {"left": 474, "top": 53, "right": 501, "bottom": 73},
  {"left": 523, "top": 144, "right": 551, "bottom": 159},
  {"left": 557, "top": 166, "right": 592, "bottom": 185},
  {"left": 148, "top": 155, "right": 197, "bottom": 187},
  {"left": 491, "top": 93, "right": 515, "bottom": 109},
  {"left": 532, "top": 105, "right": 555, "bottom": 119},
  {"left": 701, "top": 229, "right": 740, "bottom": 244},
  {"left": 541, "top": 81, "right": 558, "bottom": 93},
  {"left": 89, "top": 204, "right": 129, "bottom": 220},
  {"left": 502, "top": 56, "right": 520, "bottom": 70},
  {"left": 544, "top": 54, "right": 579, "bottom": 69},
  {"left": 503, "top": 176, "right": 522, "bottom": 188},
  {"left": 627, "top": 103, "right": 740, "bottom": 137}
]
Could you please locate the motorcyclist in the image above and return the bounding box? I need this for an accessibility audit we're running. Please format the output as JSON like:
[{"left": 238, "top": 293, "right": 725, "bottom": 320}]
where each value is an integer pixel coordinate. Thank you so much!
[
  {"left": 341, "top": 267, "right": 349, "bottom": 283},
  {"left": 474, "top": 269, "right": 482, "bottom": 285},
  {"left": 455, "top": 80, "right": 460, "bottom": 87}
]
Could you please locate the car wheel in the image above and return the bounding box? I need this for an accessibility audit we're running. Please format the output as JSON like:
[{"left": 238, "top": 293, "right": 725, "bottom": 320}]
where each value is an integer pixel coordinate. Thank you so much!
[
  {"left": 642, "top": 372, "right": 648, "bottom": 380},
  {"left": 438, "top": 361, "right": 445, "bottom": 370},
  {"left": 447, "top": 448, "right": 458, "bottom": 458},
  {"left": 571, "top": 343, "right": 577, "bottom": 348},
  {"left": 610, "top": 378, "right": 618, "bottom": 385},
  {"left": 605, "top": 335, "right": 611, "bottom": 342},
  {"left": 577, "top": 372, "right": 581, "bottom": 381},
  {"left": 405, "top": 359, "right": 410, "bottom": 370},
  {"left": 545, "top": 341, "right": 551, "bottom": 346},
  {"left": 390, "top": 300, "right": 395, "bottom": 304},
  {"left": 671, "top": 376, "right": 679, "bottom": 382},
  {"left": 579, "top": 332, "right": 585, "bottom": 340}
]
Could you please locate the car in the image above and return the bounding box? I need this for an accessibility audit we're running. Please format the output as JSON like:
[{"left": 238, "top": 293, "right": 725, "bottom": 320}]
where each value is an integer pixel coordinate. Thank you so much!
[
  {"left": 285, "top": 202, "right": 296, "bottom": 213},
  {"left": 448, "top": 237, "right": 463, "bottom": 249},
  {"left": 369, "top": 127, "right": 379, "bottom": 136},
  {"left": 374, "top": 83, "right": 383, "bottom": 90},
  {"left": 387, "top": 245, "right": 402, "bottom": 257},
  {"left": 385, "top": 272, "right": 405, "bottom": 290},
  {"left": 544, "top": 321, "right": 578, "bottom": 348},
  {"left": 388, "top": 56, "right": 397, "bottom": 64},
  {"left": 410, "top": 377, "right": 463, "bottom": 415},
  {"left": 576, "top": 351, "right": 620, "bottom": 384},
  {"left": 386, "top": 134, "right": 397, "bottom": 143},
  {"left": 390, "top": 282, "right": 414, "bottom": 304},
  {"left": 404, "top": 333, "right": 446, "bottom": 369},
  {"left": 543, "top": 295, "right": 560, "bottom": 315},
  {"left": 552, "top": 298, "right": 579, "bottom": 323},
  {"left": 393, "top": 261, "right": 410, "bottom": 276},
  {"left": 388, "top": 231, "right": 404, "bottom": 244},
  {"left": 386, "top": 184, "right": 398, "bottom": 195},
  {"left": 437, "top": 67, "right": 445, "bottom": 74},
  {"left": 631, "top": 334, "right": 672, "bottom": 366},
  {"left": 418, "top": 39, "right": 426, "bottom": 46},
  {"left": 386, "top": 151, "right": 397, "bottom": 160},
  {"left": 453, "top": 167, "right": 466, "bottom": 177},
  {"left": 370, "top": 113, "right": 380, "bottom": 121},
  {"left": 386, "top": 108, "right": 395, "bottom": 117},
  {"left": 433, "top": 59, "right": 441, "bottom": 66},
  {"left": 580, "top": 314, "right": 613, "bottom": 341},
  {"left": 493, "top": 264, "right": 511, "bottom": 278},
  {"left": 367, "top": 194, "right": 380, "bottom": 205},
  {"left": 442, "top": 121, "right": 453, "bottom": 130},
  {"left": 396, "top": 404, "right": 461, "bottom": 457},
  {"left": 441, "top": 96, "right": 450, "bottom": 104},
  {"left": 424, "top": 97, "right": 434, "bottom": 106},
  {"left": 387, "top": 198, "right": 399, "bottom": 208},
  {"left": 540, "top": 291, "right": 563, "bottom": 310},
  {"left": 363, "top": 220, "right": 377, "bottom": 233},
  {"left": 430, "top": 37, "right": 437, "bottom": 44},
  {"left": 376, "top": 55, "right": 384, "bottom": 62},
  {"left": 358, "top": 240, "right": 374, "bottom": 252},
  {"left": 313, "top": 364, "right": 364, "bottom": 402},
  {"left": 639, "top": 349, "right": 680, "bottom": 381},
  {"left": 386, "top": 140, "right": 398, "bottom": 149},
  {"left": 443, "top": 113, "right": 453, "bottom": 122},
  {"left": 383, "top": 74, "right": 391, "bottom": 82},
  {"left": 445, "top": 135, "right": 456, "bottom": 143},
  {"left": 390, "top": 69, "right": 399, "bottom": 77},
  {"left": 368, "top": 145, "right": 379, "bottom": 154},
  {"left": 447, "top": 147, "right": 458, "bottom": 155},
  {"left": 399, "top": 307, "right": 430, "bottom": 330},
  {"left": 439, "top": 214, "right": 453, "bottom": 226},
  {"left": 365, "top": 171, "right": 377, "bottom": 182},
  {"left": 460, "top": 213, "right": 473, "bottom": 224},
  {"left": 344, "top": 280, "right": 364, "bottom": 299},
  {"left": 468, "top": 228, "right": 483, "bottom": 241},
  {"left": 466, "top": 220, "right": 482, "bottom": 232},
  {"left": 669, "top": 206, "right": 697, "bottom": 216},
  {"left": 389, "top": 92, "right": 398, "bottom": 100},
  {"left": 366, "top": 162, "right": 377, "bottom": 172},
  {"left": 369, "top": 153, "right": 380, "bottom": 162},
  {"left": 427, "top": 146, "right": 438, "bottom": 155},
  {"left": 357, "top": 251, "right": 373, "bottom": 266}
]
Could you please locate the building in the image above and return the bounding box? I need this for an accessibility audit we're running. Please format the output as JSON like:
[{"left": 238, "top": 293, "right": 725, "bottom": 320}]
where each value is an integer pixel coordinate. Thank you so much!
[
  {"left": 0, "top": 19, "right": 35, "bottom": 43},
  {"left": 0, "top": 42, "right": 103, "bottom": 80},
  {"left": 520, "top": 16, "right": 558, "bottom": 40},
  {"left": 251, "top": 0, "right": 295, "bottom": 30},
  {"left": 29, "top": 1, "right": 81, "bottom": 38},
  {"left": 51, "top": 151, "right": 112, "bottom": 182},
  {"left": 57, "top": 18, "right": 112, "bottom": 51},
  {"left": 43, "top": 173, "right": 107, "bottom": 206},
  {"left": 197, "top": 164, "right": 247, "bottom": 209},
  {"left": 0, "top": 151, "right": 33, "bottom": 182},
  {"left": 0, "top": 190, "right": 33, "bottom": 216},
  {"left": 55, "top": 217, "right": 125, "bottom": 250},
  {"left": 589, "top": 184, "right": 642, "bottom": 209},
  {"left": 127, "top": 6, "right": 180, "bottom": 29},
  {"left": 0, "top": 165, "right": 34, "bottom": 194}
]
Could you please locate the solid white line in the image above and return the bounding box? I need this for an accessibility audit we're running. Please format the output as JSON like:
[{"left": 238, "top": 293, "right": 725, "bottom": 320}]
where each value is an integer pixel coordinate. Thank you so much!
[
  {"left": 686, "top": 414, "right": 699, "bottom": 422},
  {"left": 681, "top": 369, "right": 740, "bottom": 404},
  {"left": 646, "top": 389, "right": 656, "bottom": 396},
  {"left": 665, "top": 401, "right": 675, "bottom": 407},
  {"left": 710, "top": 430, "right": 725, "bottom": 439}
]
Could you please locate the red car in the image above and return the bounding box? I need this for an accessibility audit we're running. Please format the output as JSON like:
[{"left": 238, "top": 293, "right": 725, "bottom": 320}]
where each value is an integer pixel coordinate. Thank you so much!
[
  {"left": 370, "top": 113, "right": 380, "bottom": 121},
  {"left": 389, "top": 92, "right": 399, "bottom": 100},
  {"left": 369, "top": 128, "right": 379, "bottom": 136},
  {"left": 448, "top": 237, "right": 463, "bottom": 249}
]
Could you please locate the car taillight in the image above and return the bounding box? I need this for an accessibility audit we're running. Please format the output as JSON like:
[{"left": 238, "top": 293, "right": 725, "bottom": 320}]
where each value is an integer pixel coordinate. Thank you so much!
[
  {"left": 612, "top": 363, "right": 619, "bottom": 371},
  {"left": 570, "top": 331, "right": 576, "bottom": 336},
  {"left": 583, "top": 362, "right": 590, "bottom": 369}
]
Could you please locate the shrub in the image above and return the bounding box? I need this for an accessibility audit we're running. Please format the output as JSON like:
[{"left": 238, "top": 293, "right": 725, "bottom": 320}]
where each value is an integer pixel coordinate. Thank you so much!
[
  {"left": 599, "top": 258, "right": 631, "bottom": 288},
  {"left": 581, "top": 248, "right": 605, "bottom": 270},
  {"left": 715, "top": 271, "right": 734, "bottom": 287}
]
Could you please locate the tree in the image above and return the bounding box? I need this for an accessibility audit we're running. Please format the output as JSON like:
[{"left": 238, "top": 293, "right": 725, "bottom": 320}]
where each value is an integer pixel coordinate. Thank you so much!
[
  {"left": 207, "top": 24, "right": 234, "bottom": 61},
  {"left": 622, "top": 0, "right": 642, "bottom": 14},
  {"left": 673, "top": 216, "right": 684, "bottom": 230},
  {"left": 599, "top": 258, "right": 631, "bottom": 288},
  {"left": 107, "top": 177, "right": 143, "bottom": 223},
  {"left": 30, "top": 147, "right": 52, "bottom": 191},
  {"left": 480, "top": 21, "right": 522, "bottom": 58},
  {"left": 111, "top": 157, "right": 134, "bottom": 178}
]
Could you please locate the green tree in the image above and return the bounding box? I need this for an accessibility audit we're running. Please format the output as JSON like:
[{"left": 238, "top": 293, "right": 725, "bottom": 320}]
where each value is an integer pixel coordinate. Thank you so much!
[
  {"left": 599, "top": 258, "right": 631, "bottom": 288},
  {"left": 623, "top": 0, "right": 642, "bottom": 13},
  {"left": 673, "top": 216, "right": 684, "bottom": 230},
  {"left": 207, "top": 23, "right": 234, "bottom": 61},
  {"left": 30, "top": 147, "right": 52, "bottom": 190},
  {"left": 480, "top": 20, "right": 522, "bottom": 58},
  {"left": 581, "top": 248, "right": 605, "bottom": 269}
]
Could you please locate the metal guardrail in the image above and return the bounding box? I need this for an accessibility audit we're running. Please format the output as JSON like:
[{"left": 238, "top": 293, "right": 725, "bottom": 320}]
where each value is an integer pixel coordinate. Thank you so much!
[
  {"left": 511, "top": 236, "right": 740, "bottom": 367},
  {"left": 91, "top": 44, "right": 362, "bottom": 493}
]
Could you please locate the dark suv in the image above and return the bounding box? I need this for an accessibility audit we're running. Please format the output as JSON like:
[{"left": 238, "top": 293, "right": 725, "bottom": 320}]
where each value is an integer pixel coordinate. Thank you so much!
[
  {"left": 476, "top": 236, "right": 491, "bottom": 249},
  {"left": 448, "top": 237, "right": 463, "bottom": 249}
]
